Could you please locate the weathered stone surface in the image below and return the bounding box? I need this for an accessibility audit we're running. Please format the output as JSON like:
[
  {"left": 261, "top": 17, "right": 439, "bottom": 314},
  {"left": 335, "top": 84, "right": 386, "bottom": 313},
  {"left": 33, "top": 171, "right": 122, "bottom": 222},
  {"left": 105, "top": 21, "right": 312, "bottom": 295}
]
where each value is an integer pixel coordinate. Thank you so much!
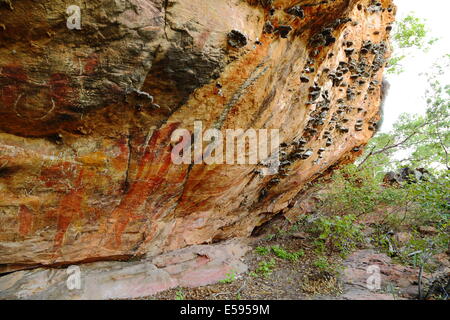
[
  {"left": 0, "top": 0, "right": 395, "bottom": 269},
  {"left": 339, "top": 249, "right": 424, "bottom": 300},
  {"left": 0, "top": 240, "right": 249, "bottom": 299},
  {"left": 383, "top": 167, "right": 433, "bottom": 185}
]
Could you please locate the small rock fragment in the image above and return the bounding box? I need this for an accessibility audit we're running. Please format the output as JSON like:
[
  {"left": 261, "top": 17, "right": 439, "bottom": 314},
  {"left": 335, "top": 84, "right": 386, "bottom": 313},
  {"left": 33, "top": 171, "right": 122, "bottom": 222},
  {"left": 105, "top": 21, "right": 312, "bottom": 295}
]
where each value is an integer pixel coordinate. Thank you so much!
[
  {"left": 277, "top": 25, "right": 293, "bottom": 39},
  {"left": 286, "top": 5, "right": 304, "bottom": 18},
  {"left": 263, "top": 21, "right": 275, "bottom": 34},
  {"left": 227, "top": 30, "right": 247, "bottom": 48}
]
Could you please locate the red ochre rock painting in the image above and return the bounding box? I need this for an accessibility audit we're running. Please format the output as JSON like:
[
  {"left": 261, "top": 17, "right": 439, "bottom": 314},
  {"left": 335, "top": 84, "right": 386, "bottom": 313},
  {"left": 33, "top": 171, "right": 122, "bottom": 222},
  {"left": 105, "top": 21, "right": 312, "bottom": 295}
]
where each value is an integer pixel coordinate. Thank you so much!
[{"left": 0, "top": 0, "right": 395, "bottom": 270}]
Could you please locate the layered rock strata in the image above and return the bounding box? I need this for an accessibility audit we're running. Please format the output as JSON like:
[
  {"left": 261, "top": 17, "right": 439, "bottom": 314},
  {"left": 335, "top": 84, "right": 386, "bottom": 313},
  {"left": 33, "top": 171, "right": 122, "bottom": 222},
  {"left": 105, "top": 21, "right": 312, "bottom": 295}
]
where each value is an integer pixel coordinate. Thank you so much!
[{"left": 0, "top": 0, "right": 395, "bottom": 270}]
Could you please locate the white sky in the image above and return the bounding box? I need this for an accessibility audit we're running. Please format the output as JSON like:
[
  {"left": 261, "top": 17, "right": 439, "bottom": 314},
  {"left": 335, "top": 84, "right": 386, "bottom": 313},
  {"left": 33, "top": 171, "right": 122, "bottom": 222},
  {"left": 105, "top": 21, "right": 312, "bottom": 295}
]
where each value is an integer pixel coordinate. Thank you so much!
[{"left": 381, "top": 0, "right": 450, "bottom": 132}]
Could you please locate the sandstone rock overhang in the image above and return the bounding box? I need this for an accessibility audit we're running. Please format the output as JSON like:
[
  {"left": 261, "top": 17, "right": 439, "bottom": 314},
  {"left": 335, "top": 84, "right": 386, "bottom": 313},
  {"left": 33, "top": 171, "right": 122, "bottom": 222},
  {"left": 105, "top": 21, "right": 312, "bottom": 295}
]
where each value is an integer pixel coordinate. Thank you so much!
[{"left": 0, "top": 0, "right": 395, "bottom": 271}]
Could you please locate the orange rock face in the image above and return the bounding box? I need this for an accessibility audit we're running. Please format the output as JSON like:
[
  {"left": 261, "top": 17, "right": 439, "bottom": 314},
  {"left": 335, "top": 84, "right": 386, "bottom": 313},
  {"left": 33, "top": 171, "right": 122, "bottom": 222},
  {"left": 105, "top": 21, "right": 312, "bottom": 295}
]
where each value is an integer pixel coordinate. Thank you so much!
[{"left": 0, "top": 0, "right": 395, "bottom": 270}]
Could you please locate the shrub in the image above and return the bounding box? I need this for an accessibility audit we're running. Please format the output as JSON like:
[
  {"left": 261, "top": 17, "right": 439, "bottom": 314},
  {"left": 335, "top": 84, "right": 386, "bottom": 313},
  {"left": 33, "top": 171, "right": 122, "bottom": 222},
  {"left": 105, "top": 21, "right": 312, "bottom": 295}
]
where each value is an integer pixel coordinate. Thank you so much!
[
  {"left": 310, "top": 214, "right": 364, "bottom": 257},
  {"left": 317, "top": 165, "right": 407, "bottom": 217}
]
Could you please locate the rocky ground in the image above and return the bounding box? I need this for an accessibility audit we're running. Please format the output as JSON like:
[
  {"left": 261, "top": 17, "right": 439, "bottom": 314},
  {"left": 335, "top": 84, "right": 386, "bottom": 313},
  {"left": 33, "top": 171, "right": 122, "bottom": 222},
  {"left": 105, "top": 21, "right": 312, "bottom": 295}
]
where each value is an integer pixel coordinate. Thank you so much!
[
  {"left": 0, "top": 212, "right": 447, "bottom": 300},
  {"left": 149, "top": 216, "right": 450, "bottom": 301}
]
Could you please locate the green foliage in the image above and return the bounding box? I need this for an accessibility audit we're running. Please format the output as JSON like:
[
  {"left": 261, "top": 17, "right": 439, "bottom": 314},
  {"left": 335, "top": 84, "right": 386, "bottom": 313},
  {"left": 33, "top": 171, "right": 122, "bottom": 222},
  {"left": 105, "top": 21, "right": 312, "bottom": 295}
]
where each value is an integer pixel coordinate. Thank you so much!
[
  {"left": 256, "top": 245, "right": 305, "bottom": 261},
  {"left": 311, "top": 256, "right": 342, "bottom": 276},
  {"left": 306, "top": 13, "right": 450, "bottom": 281},
  {"left": 404, "top": 174, "right": 450, "bottom": 224},
  {"left": 393, "top": 226, "right": 449, "bottom": 270},
  {"left": 220, "top": 270, "right": 237, "bottom": 284},
  {"left": 318, "top": 165, "right": 407, "bottom": 217},
  {"left": 360, "top": 55, "right": 450, "bottom": 171},
  {"left": 387, "top": 14, "right": 438, "bottom": 74},
  {"left": 309, "top": 214, "right": 364, "bottom": 257},
  {"left": 175, "top": 289, "right": 185, "bottom": 300},
  {"left": 313, "top": 257, "right": 331, "bottom": 271},
  {"left": 271, "top": 246, "right": 305, "bottom": 261},
  {"left": 323, "top": 165, "right": 448, "bottom": 230},
  {"left": 386, "top": 55, "right": 406, "bottom": 74},
  {"left": 393, "top": 15, "right": 437, "bottom": 49},
  {"left": 255, "top": 246, "right": 270, "bottom": 256},
  {"left": 252, "top": 259, "right": 276, "bottom": 278},
  {"left": 360, "top": 172, "right": 449, "bottom": 268}
]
